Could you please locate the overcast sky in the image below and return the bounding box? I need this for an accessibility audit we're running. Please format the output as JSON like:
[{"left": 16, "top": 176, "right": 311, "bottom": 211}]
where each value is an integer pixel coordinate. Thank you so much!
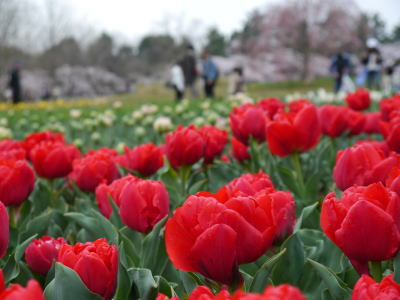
[{"left": 37, "top": 0, "right": 400, "bottom": 41}]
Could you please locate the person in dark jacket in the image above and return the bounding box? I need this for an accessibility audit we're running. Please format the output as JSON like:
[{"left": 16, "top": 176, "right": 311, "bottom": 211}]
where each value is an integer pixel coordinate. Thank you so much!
[
  {"left": 8, "top": 64, "right": 22, "bottom": 104},
  {"left": 180, "top": 44, "right": 198, "bottom": 99},
  {"left": 201, "top": 50, "right": 218, "bottom": 98},
  {"left": 329, "top": 52, "right": 351, "bottom": 93}
]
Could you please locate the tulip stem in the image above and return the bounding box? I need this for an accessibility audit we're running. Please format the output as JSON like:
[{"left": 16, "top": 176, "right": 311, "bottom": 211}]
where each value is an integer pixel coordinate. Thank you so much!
[
  {"left": 290, "top": 153, "right": 306, "bottom": 202},
  {"left": 8, "top": 206, "right": 16, "bottom": 228},
  {"left": 179, "top": 165, "right": 191, "bottom": 200},
  {"left": 369, "top": 261, "right": 382, "bottom": 282}
]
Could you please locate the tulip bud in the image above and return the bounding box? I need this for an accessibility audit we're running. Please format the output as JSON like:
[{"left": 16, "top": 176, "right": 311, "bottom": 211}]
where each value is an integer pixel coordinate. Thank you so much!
[
  {"left": 25, "top": 236, "right": 67, "bottom": 275},
  {"left": 57, "top": 238, "right": 118, "bottom": 300}
]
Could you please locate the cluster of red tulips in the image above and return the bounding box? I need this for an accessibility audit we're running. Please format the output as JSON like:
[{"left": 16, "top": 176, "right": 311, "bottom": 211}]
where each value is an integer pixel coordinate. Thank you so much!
[{"left": 1, "top": 88, "right": 400, "bottom": 299}]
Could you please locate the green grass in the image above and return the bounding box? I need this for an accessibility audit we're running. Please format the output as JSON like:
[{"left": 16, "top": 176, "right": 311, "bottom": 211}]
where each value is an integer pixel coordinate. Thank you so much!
[{"left": 109, "top": 77, "right": 333, "bottom": 106}]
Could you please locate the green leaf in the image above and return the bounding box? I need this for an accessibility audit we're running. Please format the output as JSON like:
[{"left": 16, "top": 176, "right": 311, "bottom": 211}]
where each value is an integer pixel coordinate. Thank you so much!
[
  {"left": 44, "top": 263, "right": 102, "bottom": 300},
  {"left": 114, "top": 243, "right": 132, "bottom": 300},
  {"left": 15, "top": 234, "right": 38, "bottom": 261},
  {"left": 307, "top": 258, "right": 351, "bottom": 299},
  {"left": 272, "top": 234, "right": 305, "bottom": 285},
  {"left": 394, "top": 250, "right": 400, "bottom": 283},
  {"left": 129, "top": 268, "right": 158, "bottom": 300},
  {"left": 64, "top": 209, "right": 118, "bottom": 245},
  {"left": 249, "top": 248, "right": 287, "bottom": 292},
  {"left": 21, "top": 210, "right": 53, "bottom": 240},
  {"left": 140, "top": 217, "right": 168, "bottom": 275},
  {"left": 294, "top": 202, "right": 318, "bottom": 232}
]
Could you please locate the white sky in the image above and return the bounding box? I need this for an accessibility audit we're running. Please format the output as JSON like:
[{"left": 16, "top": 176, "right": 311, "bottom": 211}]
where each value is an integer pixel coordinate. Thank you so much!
[{"left": 37, "top": 0, "right": 400, "bottom": 42}]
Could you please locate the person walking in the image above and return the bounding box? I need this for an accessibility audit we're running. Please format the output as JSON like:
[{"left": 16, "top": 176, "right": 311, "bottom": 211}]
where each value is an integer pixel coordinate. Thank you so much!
[
  {"left": 170, "top": 61, "right": 185, "bottom": 102},
  {"left": 362, "top": 38, "right": 383, "bottom": 90},
  {"left": 180, "top": 44, "right": 198, "bottom": 99},
  {"left": 201, "top": 50, "right": 218, "bottom": 98},
  {"left": 329, "top": 52, "right": 351, "bottom": 93},
  {"left": 8, "top": 63, "right": 22, "bottom": 104}
]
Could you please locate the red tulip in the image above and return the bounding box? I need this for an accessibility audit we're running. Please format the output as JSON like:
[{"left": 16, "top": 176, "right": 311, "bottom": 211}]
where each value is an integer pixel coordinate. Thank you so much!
[
  {"left": 0, "top": 269, "right": 45, "bottom": 300},
  {"left": 0, "top": 202, "right": 9, "bottom": 259},
  {"left": 261, "top": 284, "right": 307, "bottom": 300},
  {"left": 218, "top": 171, "right": 275, "bottom": 200},
  {"left": 230, "top": 104, "right": 267, "bottom": 144},
  {"left": 69, "top": 151, "right": 120, "bottom": 193},
  {"left": 57, "top": 238, "right": 118, "bottom": 300},
  {"left": 351, "top": 274, "right": 400, "bottom": 300},
  {"left": 231, "top": 137, "right": 250, "bottom": 162},
  {"left": 116, "top": 143, "right": 163, "bottom": 176},
  {"left": 363, "top": 112, "right": 381, "bottom": 134},
  {"left": 119, "top": 179, "right": 169, "bottom": 233},
  {"left": 345, "top": 88, "right": 371, "bottom": 111},
  {"left": 165, "top": 194, "right": 276, "bottom": 285},
  {"left": 266, "top": 103, "right": 321, "bottom": 157},
  {"left": 30, "top": 142, "right": 80, "bottom": 179},
  {"left": 25, "top": 236, "right": 67, "bottom": 275},
  {"left": 333, "top": 143, "right": 397, "bottom": 190},
  {"left": 165, "top": 125, "right": 205, "bottom": 168},
  {"left": 24, "top": 131, "right": 65, "bottom": 159},
  {"left": 0, "top": 139, "right": 26, "bottom": 160},
  {"left": 199, "top": 126, "right": 229, "bottom": 164},
  {"left": 288, "top": 99, "right": 313, "bottom": 113},
  {"left": 95, "top": 175, "right": 139, "bottom": 219},
  {"left": 381, "top": 118, "right": 400, "bottom": 153},
  {"left": 257, "top": 98, "right": 285, "bottom": 119},
  {"left": 318, "top": 105, "right": 348, "bottom": 137},
  {"left": 355, "top": 140, "right": 390, "bottom": 156},
  {"left": 255, "top": 189, "right": 296, "bottom": 241},
  {"left": 321, "top": 183, "right": 400, "bottom": 274},
  {"left": 380, "top": 94, "right": 400, "bottom": 121},
  {"left": 346, "top": 109, "right": 366, "bottom": 136},
  {"left": 165, "top": 284, "right": 307, "bottom": 300},
  {"left": 0, "top": 159, "right": 35, "bottom": 206}
]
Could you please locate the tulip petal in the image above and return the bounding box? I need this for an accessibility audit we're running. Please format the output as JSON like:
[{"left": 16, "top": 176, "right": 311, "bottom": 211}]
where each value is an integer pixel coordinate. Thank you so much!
[
  {"left": 190, "top": 224, "right": 238, "bottom": 285},
  {"left": 336, "top": 200, "right": 400, "bottom": 263}
]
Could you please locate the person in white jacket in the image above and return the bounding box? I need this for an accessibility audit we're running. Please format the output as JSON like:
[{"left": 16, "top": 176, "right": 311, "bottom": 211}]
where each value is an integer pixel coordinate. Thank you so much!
[{"left": 171, "top": 62, "right": 185, "bottom": 101}]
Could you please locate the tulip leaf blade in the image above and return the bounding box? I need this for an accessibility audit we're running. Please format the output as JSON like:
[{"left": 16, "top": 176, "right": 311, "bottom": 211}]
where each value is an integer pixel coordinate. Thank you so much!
[
  {"left": 141, "top": 216, "right": 168, "bottom": 275},
  {"left": 128, "top": 267, "right": 158, "bottom": 300},
  {"left": 44, "top": 263, "right": 103, "bottom": 300},
  {"left": 114, "top": 243, "right": 132, "bottom": 300},
  {"left": 294, "top": 202, "right": 319, "bottom": 233},
  {"left": 64, "top": 210, "right": 119, "bottom": 245},
  {"left": 249, "top": 248, "right": 287, "bottom": 292},
  {"left": 271, "top": 233, "right": 305, "bottom": 285},
  {"left": 307, "top": 258, "right": 351, "bottom": 299},
  {"left": 394, "top": 250, "right": 400, "bottom": 283},
  {"left": 14, "top": 234, "right": 38, "bottom": 261}
]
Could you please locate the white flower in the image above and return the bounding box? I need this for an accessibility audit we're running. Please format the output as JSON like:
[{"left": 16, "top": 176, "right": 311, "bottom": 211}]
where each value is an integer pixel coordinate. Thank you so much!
[
  {"left": 132, "top": 110, "right": 143, "bottom": 121},
  {"left": 140, "top": 104, "right": 158, "bottom": 115},
  {"left": 70, "top": 109, "right": 82, "bottom": 119},
  {"left": 153, "top": 116, "right": 173, "bottom": 132},
  {"left": 0, "top": 127, "right": 12, "bottom": 139},
  {"left": 116, "top": 142, "right": 126, "bottom": 154},
  {"left": 113, "top": 101, "right": 123, "bottom": 108},
  {"left": 134, "top": 127, "right": 146, "bottom": 137},
  {"left": 91, "top": 132, "right": 101, "bottom": 141}
]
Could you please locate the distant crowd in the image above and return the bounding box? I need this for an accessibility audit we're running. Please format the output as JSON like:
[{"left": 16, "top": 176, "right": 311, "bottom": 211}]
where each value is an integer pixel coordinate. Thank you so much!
[
  {"left": 168, "top": 44, "right": 245, "bottom": 102},
  {"left": 330, "top": 38, "right": 400, "bottom": 94}
]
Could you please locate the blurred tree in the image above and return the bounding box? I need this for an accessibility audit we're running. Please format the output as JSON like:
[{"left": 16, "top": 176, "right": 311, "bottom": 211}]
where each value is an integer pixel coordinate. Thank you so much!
[
  {"left": 233, "top": 0, "right": 364, "bottom": 80},
  {"left": 204, "top": 27, "right": 226, "bottom": 56},
  {"left": 87, "top": 33, "right": 115, "bottom": 71},
  {"left": 40, "top": 37, "right": 83, "bottom": 71},
  {"left": 368, "top": 13, "right": 388, "bottom": 42},
  {"left": 138, "top": 34, "right": 178, "bottom": 74},
  {"left": 230, "top": 10, "right": 262, "bottom": 55},
  {"left": 386, "top": 24, "right": 400, "bottom": 43}
]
